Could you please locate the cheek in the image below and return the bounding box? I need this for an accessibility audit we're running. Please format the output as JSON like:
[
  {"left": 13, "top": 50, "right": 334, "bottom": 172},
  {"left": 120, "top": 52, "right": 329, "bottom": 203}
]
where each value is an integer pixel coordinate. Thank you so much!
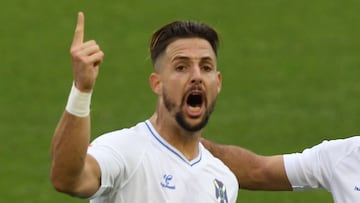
[
  {"left": 165, "top": 76, "right": 186, "bottom": 90},
  {"left": 207, "top": 78, "right": 221, "bottom": 98},
  {"left": 162, "top": 79, "right": 180, "bottom": 96}
]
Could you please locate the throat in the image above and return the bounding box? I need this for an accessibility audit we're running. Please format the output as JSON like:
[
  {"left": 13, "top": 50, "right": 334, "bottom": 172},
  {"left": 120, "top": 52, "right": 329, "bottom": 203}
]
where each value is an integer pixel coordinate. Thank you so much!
[
  {"left": 177, "top": 141, "right": 200, "bottom": 161},
  {"left": 165, "top": 131, "right": 201, "bottom": 161},
  {"left": 149, "top": 112, "right": 201, "bottom": 161}
]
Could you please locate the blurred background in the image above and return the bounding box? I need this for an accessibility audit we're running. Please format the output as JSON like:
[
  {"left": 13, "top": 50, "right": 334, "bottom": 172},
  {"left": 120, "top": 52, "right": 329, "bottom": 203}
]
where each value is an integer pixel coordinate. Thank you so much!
[{"left": 1, "top": 0, "right": 360, "bottom": 202}]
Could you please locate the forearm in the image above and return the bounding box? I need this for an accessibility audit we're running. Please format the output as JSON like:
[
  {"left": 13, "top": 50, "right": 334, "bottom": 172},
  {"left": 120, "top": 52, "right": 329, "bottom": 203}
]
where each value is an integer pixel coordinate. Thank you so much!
[
  {"left": 50, "top": 111, "right": 91, "bottom": 191},
  {"left": 50, "top": 12, "right": 104, "bottom": 197},
  {"left": 204, "top": 140, "right": 292, "bottom": 190},
  {"left": 245, "top": 154, "right": 292, "bottom": 190}
]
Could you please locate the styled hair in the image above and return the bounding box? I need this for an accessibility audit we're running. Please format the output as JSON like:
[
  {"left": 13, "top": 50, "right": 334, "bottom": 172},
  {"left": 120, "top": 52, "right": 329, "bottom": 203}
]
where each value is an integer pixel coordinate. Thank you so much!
[{"left": 150, "top": 20, "right": 219, "bottom": 65}]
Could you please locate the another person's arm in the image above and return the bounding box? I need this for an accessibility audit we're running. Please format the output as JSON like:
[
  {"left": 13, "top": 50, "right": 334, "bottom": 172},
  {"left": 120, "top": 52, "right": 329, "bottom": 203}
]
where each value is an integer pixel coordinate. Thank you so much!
[
  {"left": 50, "top": 12, "right": 104, "bottom": 198},
  {"left": 202, "top": 139, "right": 292, "bottom": 190}
]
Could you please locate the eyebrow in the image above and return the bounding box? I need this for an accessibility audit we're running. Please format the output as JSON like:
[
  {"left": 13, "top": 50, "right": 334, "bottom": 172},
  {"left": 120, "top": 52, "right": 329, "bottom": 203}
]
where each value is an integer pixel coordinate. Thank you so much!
[{"left": 172, "top": 56, "right": 215, "bottom": 63}]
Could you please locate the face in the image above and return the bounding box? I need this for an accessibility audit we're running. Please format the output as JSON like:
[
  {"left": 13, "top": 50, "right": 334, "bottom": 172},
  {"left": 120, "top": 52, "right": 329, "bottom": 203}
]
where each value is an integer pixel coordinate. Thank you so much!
[{"left": 150, "top": 38, "right": 222, "bottom": 132}]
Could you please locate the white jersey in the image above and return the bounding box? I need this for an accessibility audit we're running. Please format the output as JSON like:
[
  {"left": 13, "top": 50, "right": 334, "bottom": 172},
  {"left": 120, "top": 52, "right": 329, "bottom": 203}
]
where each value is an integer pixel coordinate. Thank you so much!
[
  {"left": 87, "top": 120, "right": 238, "bottom": 203},
  {"left": 284, "top": 136, "right": 360, "bottom": 203}
]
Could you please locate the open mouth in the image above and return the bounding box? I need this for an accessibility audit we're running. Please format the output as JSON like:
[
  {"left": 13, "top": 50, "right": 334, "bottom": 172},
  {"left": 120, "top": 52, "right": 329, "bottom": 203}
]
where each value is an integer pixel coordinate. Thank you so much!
[
  {"left": 185, "top": 90, "right": 205, "bottom": 117},
  {"left": 187, "top": 92, "right": 203, "bottom": 107}
]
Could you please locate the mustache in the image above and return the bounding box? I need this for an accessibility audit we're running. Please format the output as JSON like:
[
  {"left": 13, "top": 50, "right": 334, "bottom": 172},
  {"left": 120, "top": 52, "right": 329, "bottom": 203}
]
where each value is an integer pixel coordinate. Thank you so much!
[{"left": 187, "top": 84, "right": 204, "bottom": 92}]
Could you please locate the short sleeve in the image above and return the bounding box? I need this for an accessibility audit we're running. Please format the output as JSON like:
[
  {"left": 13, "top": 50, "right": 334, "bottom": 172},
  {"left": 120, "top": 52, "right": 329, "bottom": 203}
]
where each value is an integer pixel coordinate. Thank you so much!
[
  {"left": 87, "top": 134, "right": 126, "bottom": 199},
  {"left": 284, "top": 141, "right": 333, "bottom": 191}
]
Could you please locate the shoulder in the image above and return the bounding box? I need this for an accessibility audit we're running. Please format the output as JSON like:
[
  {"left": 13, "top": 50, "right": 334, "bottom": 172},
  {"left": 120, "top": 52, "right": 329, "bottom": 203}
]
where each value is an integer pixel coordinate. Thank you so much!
[
  {"left": 200, "top": 144, "right": 239, "bottom": 189},
  {"left": 286, "top": 136, "right": 360, "bottom": 167},
  {"left": 314, "top": 136, "right": 360, "bottom": 157},
  {"left": 200, "top": 143, "right": 237, "bottom": 173},
  {"left": 91, "top": 121, "right": 150, "bottom": 148},
  {"left": 88, "top": 121, "right": 152, "bottom": 166}
]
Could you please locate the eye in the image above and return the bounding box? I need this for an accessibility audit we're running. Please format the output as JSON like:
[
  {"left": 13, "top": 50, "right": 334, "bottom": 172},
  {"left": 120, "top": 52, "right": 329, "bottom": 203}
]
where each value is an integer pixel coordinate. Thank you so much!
[
  {"left": 201, "top": 65, "right": 213, "bottom": 72},
  {"left": 175, "top": 65, "right": 186, "bottom": 72}
]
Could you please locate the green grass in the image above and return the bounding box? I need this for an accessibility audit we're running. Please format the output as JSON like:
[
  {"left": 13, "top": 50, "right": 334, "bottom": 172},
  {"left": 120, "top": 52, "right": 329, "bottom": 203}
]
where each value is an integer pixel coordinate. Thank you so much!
[{"left": 1, "top": 0, "right": 360, "bottom": 202}]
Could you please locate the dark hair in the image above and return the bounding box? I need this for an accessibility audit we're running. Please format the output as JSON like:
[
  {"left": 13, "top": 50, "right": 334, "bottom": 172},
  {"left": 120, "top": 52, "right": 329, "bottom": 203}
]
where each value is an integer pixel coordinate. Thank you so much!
[{"left": 150, "top": 20, "right": 219, "bottom": 65}]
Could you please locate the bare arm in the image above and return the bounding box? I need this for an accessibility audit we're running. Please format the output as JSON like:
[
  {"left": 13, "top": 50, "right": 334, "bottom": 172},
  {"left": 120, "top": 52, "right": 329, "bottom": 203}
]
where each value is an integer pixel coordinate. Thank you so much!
[
  {"left": 202, "top": 139, "right": 292, "bottom": 190},
  {"left": 50, "top": 12, "right": 104, "bottom": 198}
]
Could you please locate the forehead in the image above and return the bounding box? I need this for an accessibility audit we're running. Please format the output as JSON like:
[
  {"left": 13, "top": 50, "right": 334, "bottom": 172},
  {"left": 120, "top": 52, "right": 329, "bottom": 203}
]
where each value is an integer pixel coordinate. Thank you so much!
[{"left": 164, "top": 38, "right": 216, "bottom": 61}]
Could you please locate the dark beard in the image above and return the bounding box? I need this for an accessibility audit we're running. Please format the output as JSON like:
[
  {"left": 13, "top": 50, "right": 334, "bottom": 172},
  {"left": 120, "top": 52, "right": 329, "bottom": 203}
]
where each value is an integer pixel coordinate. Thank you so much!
[
  {"left": 163, "top": 90, "right": 216, "bottom": 132},
  {"left": 175, "top": 111, "right": 210, "bottom": 132}
]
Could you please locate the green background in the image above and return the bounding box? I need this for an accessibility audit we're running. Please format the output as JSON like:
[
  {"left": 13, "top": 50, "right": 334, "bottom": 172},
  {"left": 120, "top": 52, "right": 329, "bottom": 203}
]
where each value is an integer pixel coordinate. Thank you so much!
[{"left": 1, "top": 0, "right": 360, "bottom": 202}]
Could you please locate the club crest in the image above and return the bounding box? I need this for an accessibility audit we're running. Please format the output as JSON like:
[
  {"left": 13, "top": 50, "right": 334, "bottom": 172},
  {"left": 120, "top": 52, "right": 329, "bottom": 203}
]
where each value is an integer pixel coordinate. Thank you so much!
[{"left": 213, "top": 179, "right": 228, "bottom": 203}]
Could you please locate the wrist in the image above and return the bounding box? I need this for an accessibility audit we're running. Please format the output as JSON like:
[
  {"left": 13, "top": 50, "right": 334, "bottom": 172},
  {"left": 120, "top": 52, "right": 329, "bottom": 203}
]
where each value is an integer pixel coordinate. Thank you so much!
[{"left": 65, "top": 82, "right": 92, "bottom": 117}]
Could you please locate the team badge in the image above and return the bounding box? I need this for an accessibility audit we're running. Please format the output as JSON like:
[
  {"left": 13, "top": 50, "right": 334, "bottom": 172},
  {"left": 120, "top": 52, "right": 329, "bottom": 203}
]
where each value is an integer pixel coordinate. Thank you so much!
[{"left": 213, "top": 179, "right": 228, "bottom": 203}]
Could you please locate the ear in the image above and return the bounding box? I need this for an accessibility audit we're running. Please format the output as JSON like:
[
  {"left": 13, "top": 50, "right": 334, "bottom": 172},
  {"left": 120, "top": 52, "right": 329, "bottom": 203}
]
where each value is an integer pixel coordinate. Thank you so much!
[
  {"left": 217, "top": 71, "right": 222, "bottom": 93},
  {"left": 149, "top": 72, "right": 162, "bottom": 95}
]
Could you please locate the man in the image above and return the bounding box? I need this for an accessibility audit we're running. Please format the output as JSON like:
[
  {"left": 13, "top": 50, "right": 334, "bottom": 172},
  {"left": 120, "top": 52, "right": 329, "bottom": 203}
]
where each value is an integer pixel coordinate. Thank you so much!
[
  {"left": 202, "top": 136, "right": 360, "bottom": 203},
  {"left": 50, "top": 12, "right": 238, "bottom": 203}
]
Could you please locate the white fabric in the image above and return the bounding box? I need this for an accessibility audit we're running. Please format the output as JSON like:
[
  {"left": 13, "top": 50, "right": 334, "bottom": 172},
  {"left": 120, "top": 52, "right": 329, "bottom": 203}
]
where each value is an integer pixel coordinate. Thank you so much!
[
  {"left": 87, "top": 120, "right": 238, "bottom": 203},
  {"left": 65, "top": 82, "right": 92, "bottom": 117},
  {"left": 284, "top": 136, "right": 360, "bottom": 203}
]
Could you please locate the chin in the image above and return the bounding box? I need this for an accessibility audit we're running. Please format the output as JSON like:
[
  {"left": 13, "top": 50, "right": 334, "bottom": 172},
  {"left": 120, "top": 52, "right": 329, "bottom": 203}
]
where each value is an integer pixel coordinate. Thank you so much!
[{"left": 176, "top": 113, "right": 209, "bottom": 132}]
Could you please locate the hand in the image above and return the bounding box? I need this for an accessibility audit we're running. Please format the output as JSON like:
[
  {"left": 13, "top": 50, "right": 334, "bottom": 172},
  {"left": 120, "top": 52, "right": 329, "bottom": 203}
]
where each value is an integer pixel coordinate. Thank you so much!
[{"left": 70, "top": 12, "right": 104, "bottom": 92}]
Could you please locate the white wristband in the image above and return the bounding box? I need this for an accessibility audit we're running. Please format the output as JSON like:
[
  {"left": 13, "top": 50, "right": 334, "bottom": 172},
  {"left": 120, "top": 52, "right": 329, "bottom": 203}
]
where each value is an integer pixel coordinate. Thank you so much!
[{"left": 65, "top": 83, "right": 92, "bottom": 117}]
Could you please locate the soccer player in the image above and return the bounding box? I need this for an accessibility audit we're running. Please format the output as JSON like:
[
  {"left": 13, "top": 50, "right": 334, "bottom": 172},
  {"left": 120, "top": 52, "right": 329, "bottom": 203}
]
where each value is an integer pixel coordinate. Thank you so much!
[
  {"left": 50, "top": 12, "right": 238, "bottom": 202},
  {"left": 202, "top": 136, "right": 360, "bottom": 203}
]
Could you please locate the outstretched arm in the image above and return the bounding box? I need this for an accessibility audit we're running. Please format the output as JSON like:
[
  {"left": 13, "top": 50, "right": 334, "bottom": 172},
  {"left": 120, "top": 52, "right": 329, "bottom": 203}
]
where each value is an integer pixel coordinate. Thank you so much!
[
  {"left": 202, "top": 139, "right": 292, "bottom": 190},
  {"left": 50, "top": 12, "right": 104, "bottom": 198}
]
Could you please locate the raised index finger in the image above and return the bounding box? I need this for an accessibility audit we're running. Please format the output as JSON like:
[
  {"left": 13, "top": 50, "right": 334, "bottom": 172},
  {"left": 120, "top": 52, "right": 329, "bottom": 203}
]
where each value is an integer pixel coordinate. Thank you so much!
[{"left": 71, "top": 12, "right": 85, "bottom": 47}]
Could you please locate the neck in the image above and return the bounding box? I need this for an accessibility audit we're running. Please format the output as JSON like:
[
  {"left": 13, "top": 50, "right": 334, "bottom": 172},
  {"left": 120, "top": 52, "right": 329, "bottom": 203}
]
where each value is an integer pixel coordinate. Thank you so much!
[{"left": 149, "top": 113, "right": 201, "bottom": 161}]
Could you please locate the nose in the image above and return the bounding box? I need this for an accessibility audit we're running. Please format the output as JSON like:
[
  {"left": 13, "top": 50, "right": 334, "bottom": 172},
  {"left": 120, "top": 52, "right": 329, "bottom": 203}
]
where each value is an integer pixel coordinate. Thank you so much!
[{"left": 190, "top": 66, "right": 202, "bottom": 84}]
